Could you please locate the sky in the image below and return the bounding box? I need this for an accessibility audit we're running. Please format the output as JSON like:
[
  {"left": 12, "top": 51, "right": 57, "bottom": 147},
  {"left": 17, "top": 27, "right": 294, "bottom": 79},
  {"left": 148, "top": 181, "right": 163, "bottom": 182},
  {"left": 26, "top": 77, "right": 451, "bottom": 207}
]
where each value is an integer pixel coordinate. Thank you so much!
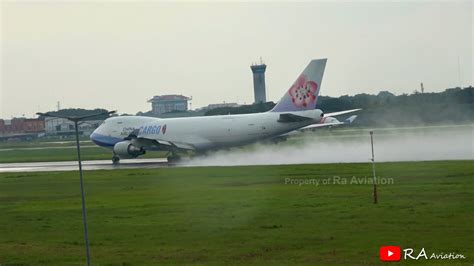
[{"left": 1, "top": 0, "right": 472, "bottom": 118}]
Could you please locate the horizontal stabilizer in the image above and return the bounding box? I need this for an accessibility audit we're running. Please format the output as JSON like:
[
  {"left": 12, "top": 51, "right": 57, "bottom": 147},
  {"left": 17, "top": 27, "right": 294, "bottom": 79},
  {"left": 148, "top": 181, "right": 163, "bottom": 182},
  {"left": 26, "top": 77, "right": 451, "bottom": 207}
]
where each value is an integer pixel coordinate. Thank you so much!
[{"left": 324, "top": 108, "right": 361, "bottom": 117}]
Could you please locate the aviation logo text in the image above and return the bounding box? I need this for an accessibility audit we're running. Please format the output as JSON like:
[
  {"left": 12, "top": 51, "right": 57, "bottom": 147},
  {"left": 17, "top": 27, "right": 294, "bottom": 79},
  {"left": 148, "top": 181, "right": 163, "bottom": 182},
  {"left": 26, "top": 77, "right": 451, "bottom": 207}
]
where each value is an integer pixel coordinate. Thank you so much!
[{"left": 379, "top": 246, "right": 465, "bottom": 262}]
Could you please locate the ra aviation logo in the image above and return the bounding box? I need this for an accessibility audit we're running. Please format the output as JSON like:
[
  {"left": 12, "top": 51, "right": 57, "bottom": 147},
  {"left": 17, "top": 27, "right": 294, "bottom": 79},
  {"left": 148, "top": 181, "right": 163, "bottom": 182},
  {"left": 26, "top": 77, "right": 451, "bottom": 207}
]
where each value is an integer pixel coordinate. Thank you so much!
[
  {"left": 379, "top": 246, "right": 466, "bottom": 262},
  {"left": 380, "top": 246, "right": 401, "bottom": 262}
]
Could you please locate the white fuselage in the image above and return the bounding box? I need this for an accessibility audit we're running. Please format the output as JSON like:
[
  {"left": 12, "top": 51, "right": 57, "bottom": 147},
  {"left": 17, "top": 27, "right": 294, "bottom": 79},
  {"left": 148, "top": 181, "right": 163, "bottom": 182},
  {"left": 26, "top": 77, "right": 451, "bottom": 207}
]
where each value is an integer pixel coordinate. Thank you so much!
[{"left": 91, "top": 109, "right": 323, "bottom": 151}]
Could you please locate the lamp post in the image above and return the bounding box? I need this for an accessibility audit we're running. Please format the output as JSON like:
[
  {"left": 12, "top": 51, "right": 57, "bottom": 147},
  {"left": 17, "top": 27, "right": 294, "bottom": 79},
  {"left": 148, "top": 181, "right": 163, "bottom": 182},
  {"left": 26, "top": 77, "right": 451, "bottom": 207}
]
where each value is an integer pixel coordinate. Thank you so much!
[
  {"left": 370, "top": 131, "right": 378, "bottom": 204},
  {"left": 37, "top": 111, "right": 115, "bottom": 266}
]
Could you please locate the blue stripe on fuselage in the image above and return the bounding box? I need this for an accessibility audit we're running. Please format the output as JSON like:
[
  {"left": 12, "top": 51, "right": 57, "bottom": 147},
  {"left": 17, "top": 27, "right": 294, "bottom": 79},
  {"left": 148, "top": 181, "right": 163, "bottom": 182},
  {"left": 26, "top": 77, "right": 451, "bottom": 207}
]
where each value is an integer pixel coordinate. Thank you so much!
[{"left": 90, "top": 133, "right": 122, "bottom": 147}]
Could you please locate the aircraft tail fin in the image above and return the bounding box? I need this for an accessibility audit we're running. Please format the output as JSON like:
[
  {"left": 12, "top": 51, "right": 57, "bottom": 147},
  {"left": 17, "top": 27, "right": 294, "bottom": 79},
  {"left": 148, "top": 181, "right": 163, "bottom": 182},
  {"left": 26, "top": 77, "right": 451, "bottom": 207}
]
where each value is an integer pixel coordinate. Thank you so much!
[{"left": 270, "top": 59, "right": 327, "bottom": 112}]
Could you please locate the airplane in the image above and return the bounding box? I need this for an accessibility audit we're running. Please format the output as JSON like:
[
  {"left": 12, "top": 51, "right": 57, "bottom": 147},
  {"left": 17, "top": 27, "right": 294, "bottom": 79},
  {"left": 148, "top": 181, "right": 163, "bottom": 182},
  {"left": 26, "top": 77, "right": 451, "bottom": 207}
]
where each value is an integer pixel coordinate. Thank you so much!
[{"left": 90, "top": 59, "right": 361, "bottom": 163}]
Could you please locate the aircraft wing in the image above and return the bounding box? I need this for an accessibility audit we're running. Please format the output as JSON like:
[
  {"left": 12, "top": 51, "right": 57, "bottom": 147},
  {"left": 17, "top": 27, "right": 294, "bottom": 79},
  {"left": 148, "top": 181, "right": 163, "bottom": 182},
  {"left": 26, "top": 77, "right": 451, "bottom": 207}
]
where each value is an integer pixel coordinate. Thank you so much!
[
  {"left": 123, "top": 127, "right": 195, "bottom": 151},
  {"left": 301, "top": 121, "right": 344, "bottom": 129},
  {"left": 129, "top": 136, "right": 195, "bottom": 151},
  {"left": 323, "top": 108, "right": 361, "bottom": 117}
]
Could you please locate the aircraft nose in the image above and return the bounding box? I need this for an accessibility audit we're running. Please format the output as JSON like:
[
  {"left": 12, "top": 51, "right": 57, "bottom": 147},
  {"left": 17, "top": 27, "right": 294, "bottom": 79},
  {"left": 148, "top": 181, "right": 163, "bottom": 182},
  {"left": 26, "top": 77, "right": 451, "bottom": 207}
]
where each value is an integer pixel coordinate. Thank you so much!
[
  {"left": 90, "top": 125, "right": 101, "bottom": 143},
  {"left": 90, "top": 130, "right": 97, "bottom": 142}
]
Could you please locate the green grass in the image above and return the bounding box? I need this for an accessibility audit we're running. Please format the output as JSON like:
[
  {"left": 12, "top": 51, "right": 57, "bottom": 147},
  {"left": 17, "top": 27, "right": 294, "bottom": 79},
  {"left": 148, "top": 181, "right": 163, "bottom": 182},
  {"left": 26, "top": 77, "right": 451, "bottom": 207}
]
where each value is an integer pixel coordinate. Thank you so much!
[
  {"left": 0, "top": 137, "right": 91, "bottom": 149},
  {"left": 0, "top": 161, "right": 473, "bottom": 265},
  {"left": 0, "top": 146, "right": 166, "bottom": 163}
]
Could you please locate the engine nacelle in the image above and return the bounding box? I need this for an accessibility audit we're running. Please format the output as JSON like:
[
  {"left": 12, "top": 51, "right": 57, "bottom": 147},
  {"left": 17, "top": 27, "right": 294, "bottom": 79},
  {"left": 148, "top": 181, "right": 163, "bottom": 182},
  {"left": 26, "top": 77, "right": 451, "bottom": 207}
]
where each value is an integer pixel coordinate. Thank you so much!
[{"left": 113, "top": 140, "right": 145, "bottom": 159}]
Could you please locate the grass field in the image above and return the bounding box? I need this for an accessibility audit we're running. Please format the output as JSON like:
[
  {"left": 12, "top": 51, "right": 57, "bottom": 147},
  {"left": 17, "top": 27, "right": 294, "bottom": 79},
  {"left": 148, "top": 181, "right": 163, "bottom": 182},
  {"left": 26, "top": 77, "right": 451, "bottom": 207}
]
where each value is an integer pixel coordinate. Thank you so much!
[
  {"left": 0, "top": 160, "right": 473, "bottom": 265},
  {"left": 0, "top": 146, "right": 167, "bottom": 163},
  {"left": 0, "top": 137, "right": 91, "bottom": 149}
]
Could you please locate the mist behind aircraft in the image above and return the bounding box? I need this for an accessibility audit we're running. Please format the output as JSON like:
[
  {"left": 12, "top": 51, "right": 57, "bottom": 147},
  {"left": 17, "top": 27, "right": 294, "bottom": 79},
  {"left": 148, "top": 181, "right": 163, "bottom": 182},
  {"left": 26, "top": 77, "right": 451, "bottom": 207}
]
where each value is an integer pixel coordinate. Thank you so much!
[{"left": 185, "top": 125, "right": 473, "bottom": 167}]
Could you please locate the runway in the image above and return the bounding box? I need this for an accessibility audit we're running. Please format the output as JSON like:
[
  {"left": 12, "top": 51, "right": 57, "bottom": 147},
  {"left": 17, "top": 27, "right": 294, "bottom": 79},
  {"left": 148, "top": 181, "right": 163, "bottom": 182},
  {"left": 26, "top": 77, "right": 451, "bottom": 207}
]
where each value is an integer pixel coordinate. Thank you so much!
[{"left": 0, "top": 158, "right": 170, "bottom": 173}]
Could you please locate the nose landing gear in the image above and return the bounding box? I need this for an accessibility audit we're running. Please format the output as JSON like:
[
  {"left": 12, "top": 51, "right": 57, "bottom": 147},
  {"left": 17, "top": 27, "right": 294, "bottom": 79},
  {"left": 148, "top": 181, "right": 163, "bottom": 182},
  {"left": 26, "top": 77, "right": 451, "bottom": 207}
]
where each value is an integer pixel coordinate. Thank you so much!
[{"left": 112, "top": 154, "right": 120, "bottom": 165}]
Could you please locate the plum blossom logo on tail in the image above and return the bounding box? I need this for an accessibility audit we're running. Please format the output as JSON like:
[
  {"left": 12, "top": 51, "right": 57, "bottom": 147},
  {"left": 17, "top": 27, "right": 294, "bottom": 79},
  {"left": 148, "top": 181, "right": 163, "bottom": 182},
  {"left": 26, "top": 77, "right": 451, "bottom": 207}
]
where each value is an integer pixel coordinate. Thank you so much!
[{"left": 289, "top": 74, "right": 318, "bottom": 108}]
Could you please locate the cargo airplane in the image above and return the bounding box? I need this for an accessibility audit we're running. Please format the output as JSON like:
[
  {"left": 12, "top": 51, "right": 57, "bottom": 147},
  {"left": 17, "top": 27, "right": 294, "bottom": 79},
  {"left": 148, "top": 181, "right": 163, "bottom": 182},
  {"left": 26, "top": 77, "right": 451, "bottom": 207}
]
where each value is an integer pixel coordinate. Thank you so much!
[{"left": 89, "top": 59, "right": 360, "bottom": 163}]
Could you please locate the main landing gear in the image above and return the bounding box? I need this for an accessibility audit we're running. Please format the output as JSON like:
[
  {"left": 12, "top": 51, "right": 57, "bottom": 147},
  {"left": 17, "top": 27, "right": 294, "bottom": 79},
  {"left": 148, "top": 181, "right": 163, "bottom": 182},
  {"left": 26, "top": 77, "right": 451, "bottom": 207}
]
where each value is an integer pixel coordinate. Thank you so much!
[{"left": 167, "top": 153, "right": 181, "bottom": 163}]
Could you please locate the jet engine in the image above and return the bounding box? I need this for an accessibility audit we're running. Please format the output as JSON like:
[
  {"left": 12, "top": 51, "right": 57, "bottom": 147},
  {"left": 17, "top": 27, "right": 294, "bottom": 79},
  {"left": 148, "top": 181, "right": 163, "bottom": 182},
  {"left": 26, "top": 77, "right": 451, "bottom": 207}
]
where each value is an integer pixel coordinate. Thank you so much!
[{"left": 113, "top": 140, "right": 145, "bottom": 159}]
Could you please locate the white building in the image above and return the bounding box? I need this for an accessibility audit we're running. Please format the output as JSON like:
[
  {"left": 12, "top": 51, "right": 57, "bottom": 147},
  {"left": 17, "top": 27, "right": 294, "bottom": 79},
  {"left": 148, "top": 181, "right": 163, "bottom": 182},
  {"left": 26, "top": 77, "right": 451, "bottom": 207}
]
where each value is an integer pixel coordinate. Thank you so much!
[{"left": 45, "top": 117, "right": 103, "bottom": 136}]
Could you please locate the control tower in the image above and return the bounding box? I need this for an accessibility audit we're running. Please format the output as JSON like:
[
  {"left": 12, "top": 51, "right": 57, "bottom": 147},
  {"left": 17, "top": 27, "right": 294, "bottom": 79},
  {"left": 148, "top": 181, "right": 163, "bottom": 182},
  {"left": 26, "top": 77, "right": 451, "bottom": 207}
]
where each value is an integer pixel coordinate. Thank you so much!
[{"left": 250, "top": 59, "right": 267, "bottom": 103}]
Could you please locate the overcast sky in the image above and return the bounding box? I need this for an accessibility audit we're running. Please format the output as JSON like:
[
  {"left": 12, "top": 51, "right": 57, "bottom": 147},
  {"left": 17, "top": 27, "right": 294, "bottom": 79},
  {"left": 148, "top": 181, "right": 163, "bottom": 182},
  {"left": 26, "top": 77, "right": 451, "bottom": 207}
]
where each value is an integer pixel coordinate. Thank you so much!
[{"left": 1, "top": 1, "right": 472, "bottom": 118}]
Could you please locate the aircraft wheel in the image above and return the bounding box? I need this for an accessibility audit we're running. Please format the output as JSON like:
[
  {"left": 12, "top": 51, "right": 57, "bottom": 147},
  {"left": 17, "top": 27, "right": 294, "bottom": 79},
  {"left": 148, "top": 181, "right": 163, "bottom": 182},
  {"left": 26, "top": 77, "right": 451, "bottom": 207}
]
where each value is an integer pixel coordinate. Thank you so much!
[
  {"left": 112, "top": 155, "right": 120, "bottom": 165},
  {"left": 167, "top": 155, "right": 181, "bottom": 163}
]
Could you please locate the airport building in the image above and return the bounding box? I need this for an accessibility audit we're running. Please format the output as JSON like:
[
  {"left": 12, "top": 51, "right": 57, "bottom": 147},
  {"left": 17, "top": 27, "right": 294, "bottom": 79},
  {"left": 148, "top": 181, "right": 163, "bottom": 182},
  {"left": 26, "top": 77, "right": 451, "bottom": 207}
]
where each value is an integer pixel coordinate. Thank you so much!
[
  {"left": 44, "top": 117, "right": 102, "bottom": 136},
  {"left": 148, "top": 94, "right": 191, "bottom": 115},
  {"left": 251, "top": 62, "right": 267, "bottom": 103},
  {"left": 0, "top": 118, "right": 45, "bottom": 137}
]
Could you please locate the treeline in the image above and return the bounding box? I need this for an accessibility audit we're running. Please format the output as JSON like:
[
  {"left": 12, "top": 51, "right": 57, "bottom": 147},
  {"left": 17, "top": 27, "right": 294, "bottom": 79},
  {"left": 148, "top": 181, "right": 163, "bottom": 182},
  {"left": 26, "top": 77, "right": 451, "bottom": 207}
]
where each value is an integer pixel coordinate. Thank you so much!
[
  {"left": 41, "top": 87, "right": 472, "bottom": 127},
  {"left": 204, "top": 102, "right": 276, "bottom": 116},
  {"left": 319, "top": 87, "right": 473, "bottom": 127},
  {"left": 205, "top": 87, "right": 473, "bottom": 127}
]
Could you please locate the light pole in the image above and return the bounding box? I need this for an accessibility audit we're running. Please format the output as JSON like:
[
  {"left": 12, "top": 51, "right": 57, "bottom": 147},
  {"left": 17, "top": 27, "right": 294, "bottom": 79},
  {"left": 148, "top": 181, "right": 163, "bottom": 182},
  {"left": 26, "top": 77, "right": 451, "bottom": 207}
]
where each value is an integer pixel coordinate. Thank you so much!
[
  {"left": 37, "top": 111, "right": 115, "bottom": 266},
  {"left": 370, "top": 131, "right": 378, "bottom": 204}
]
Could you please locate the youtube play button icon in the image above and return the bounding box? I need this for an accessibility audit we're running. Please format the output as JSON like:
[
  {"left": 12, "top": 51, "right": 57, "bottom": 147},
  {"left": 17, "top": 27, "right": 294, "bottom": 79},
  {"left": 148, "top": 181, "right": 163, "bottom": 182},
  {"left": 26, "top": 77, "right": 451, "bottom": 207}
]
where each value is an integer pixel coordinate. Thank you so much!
[{"left": 380, "top": 246, "right": 401, "bottom": 262}]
